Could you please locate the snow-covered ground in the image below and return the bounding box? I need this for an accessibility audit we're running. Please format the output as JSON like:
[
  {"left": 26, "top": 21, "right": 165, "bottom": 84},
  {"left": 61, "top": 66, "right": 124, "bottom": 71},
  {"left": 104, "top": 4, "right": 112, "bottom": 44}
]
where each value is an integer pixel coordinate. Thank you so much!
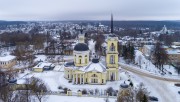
[
  {"left": 131, "top": 50, "right": 179, "bottom": 76},
  {"left": 129, "top": 72, "right": 180, "bottom": 102},
  {"left": 47, "top": 95, "right": 116, "bottom": 102},
  {"left": 18, "top": 70, "right": 131, "bottom": 92}
]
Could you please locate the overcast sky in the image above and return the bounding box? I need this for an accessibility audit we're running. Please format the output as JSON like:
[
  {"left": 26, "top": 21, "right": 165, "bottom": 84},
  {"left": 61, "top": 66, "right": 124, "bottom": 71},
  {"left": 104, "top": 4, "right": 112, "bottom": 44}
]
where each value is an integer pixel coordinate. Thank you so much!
[{"left": 0, "top": 0, "right": 180, "bottom": 21}]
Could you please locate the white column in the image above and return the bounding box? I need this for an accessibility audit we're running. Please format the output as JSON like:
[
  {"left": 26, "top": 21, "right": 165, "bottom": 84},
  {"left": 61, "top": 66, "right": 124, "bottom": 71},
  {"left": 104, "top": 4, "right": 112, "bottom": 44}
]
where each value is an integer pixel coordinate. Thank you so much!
[
  {"left": 76, "top": 74, "right": 78, "bottom": 84},
  {"left": 72, "top": 74, "right": 74, "bottom": 84},
  {"left": 83, "top": 74, "right": 85, "bottom": 84},
  {"left": 115, "top": 72, "right": 116, "bottom": 81},
  {"left": 80, "top": 74, "right": 82, "bottom": 84},
  {"left": 109, "top": 72, "right": 110, "bottom": 81}
]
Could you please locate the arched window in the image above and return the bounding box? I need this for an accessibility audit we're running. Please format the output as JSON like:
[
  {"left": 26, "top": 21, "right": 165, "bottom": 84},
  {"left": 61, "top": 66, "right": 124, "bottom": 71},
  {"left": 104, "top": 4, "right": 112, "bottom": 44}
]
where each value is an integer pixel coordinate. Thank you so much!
[
  {"left": 91, "top": 74, "right": 98, "bottom": 77},
  {"left": 110, "top": 55, "right": 115, "bottom": 64},
  {"left": 79, "top": 56, "right": 82, "bottom": 64},
  {"left": 79, "top": 59, "right": 81, "bottom": 64},
  {"left": 110, "top": 43, "right": 115, "bottom": 51}
]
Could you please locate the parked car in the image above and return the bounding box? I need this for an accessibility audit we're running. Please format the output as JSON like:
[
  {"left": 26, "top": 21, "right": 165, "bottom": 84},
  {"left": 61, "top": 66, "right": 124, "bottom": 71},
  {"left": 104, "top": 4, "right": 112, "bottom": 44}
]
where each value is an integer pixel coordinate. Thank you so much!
[
  {"left": 178, "top": 91, "right": 180, "bottom": 94},
  {"left": 149, "top": 96, "right": 158, "bottom": 101}
]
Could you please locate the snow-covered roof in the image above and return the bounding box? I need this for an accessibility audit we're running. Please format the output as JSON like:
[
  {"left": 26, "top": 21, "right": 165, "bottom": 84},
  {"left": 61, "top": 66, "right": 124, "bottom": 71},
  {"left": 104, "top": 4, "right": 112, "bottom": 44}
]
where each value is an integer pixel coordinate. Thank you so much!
[
  {"left": 167, "top": 49, "right": 180, "bottom": 55},
  {"left": 143, "top": 45, "right": 154, "bottom": 50},
  {"left": 33, "top": 62, "right": 54, "bottom": 69},
  {"left": 0, "top": 53, "right": 16, "bottom": 62},
  {"left": 171, "top": 45, "right": 180, "bottom": 49},
  {"left": 84, "top": 62, "right": 106, "bottom": 72},
  {"left": 101, "top": 42, "right": 107, "bottom": 47},
  {"left": 17, "top": 79, "right": 27, "bottom": 84}
]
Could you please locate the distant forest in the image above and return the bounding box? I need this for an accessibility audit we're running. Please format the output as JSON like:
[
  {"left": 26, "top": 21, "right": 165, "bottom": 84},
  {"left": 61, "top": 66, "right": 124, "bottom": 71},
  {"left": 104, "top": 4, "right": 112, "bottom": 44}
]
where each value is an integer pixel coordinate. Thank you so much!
[
  {"left": 1, "top": 20, "right": 180, "bottom": 30},
  {"left": 75, "top": 20, "right": 180, "bottom": 30}
]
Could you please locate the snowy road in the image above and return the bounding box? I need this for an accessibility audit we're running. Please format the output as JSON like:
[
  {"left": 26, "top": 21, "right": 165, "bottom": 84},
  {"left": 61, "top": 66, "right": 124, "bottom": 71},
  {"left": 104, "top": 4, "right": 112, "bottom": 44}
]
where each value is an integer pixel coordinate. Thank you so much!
[
  {"left": 120, "top": 62, "right": 180, "bottom": 82},
  {"left": 131, "top": 73, "right": 179, "bottom": 102}
]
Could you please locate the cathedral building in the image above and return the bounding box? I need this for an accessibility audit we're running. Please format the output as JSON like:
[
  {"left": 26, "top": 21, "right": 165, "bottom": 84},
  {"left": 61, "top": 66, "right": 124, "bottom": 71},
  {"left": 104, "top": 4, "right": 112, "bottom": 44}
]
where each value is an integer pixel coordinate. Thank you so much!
[
  {"left": 64, "top": 15, "right": 119, "bottom": 85},
  {"left": 64, "top": 34, "right": 119, "bottom": 85}
]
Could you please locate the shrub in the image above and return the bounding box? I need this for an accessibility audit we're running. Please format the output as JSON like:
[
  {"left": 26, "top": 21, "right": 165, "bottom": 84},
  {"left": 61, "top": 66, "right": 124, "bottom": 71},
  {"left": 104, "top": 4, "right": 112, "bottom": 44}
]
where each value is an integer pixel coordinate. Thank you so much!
[
  {"left": 63, "top": 87, "right": 68, "bottom": 93},
  {"left": 129, "top": 82, "right": 133, "bottom": 87},
  {"left": 106, "top": 87, "right": 114, "bottom": 96},
  {"left": 82, "top": 89, "right": 87, "bottom": 94},
  {"left": 95, "top": 88, "right": 99, "bottom": 95},
  {"left": 175, "top": 83, "right": 180, "bottom": 87},
  {"left": 89, "top": 90, "right": 94, "bottom": 95},
  {"left": 58, "top": 86, "right": 63, "bottom": 89}
]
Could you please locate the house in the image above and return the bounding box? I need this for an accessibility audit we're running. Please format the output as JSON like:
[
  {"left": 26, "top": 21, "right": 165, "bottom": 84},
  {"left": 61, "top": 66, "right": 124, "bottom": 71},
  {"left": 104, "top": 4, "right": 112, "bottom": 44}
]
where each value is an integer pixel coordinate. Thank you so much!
[
  {"left": 33, "top": 62, "right": 55, "bottom": 72},
  {"left": 167, "top": 49, "right": 180, "bottom": 64},
  {"left": 0, "top": 53, "right": 16, "bottom": 69}
]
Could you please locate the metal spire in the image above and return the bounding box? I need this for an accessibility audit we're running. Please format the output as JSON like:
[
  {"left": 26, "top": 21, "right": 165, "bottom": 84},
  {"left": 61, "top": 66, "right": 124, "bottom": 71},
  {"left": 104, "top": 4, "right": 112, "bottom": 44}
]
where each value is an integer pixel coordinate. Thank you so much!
[{"left": 111, "top": 13, "right": 114, "bottom": 34}]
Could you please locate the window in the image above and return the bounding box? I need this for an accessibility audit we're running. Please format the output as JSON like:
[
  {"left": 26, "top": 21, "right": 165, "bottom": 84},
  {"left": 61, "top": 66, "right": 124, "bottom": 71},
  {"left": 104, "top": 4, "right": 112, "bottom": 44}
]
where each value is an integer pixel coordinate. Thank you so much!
[
  {"left": 110, "top": 43, "right": 115, "bottom": 51},
  {"left": 79, "top": 59, "right": 81, "bottom": 64},
  {"left": 110, "top": 55, "right": 115, "bottom": 64},
  {"left": 92, "top": 74, "right": 98, "bottom": 77}
]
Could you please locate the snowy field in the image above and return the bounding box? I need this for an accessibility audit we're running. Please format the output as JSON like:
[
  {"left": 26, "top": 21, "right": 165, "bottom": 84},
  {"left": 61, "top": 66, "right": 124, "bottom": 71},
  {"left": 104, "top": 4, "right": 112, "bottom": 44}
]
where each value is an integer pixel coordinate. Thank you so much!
[
  {"left": 47, "top": 95, "right": 116, "bottom": 102},
  {"left": 18, "top": 69, "right": 132, "bottom": 92}
]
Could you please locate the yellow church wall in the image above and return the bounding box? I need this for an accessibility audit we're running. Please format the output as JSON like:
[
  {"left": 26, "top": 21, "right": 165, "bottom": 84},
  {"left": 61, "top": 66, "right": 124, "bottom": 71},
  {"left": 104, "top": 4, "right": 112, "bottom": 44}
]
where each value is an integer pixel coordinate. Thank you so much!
[
  {"left": 86, "top": 72, "right": 106, "bottom": 84},
  {"left": 74, "top": 54, "right": 89, "bottom": 67},
  {"left": 64, "top": 68, "right": 73, "bottom": 80},
  {"left": 107, "top": 69, "right": 119, "bottom": 80},
  {"left": 64, "top": 67, "right": 107, "bottom": 84},
  {"left": 33, "top": 68, "right": 43, "bottom": 72}
]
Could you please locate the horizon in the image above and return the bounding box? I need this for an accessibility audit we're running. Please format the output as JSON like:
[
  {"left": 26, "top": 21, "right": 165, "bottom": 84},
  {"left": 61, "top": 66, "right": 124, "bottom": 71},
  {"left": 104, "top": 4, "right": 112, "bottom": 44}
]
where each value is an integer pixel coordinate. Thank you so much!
[{"left": 1, "top": 20, "right": 180, "bottom": 22}]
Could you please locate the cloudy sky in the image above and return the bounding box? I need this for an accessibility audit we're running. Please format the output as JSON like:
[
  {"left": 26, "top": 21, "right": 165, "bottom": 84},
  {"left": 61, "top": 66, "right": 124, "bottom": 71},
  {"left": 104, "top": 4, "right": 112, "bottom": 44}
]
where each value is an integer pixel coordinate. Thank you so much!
[{"left": 0, "top": 0, "right": 180, "bottom": 21}]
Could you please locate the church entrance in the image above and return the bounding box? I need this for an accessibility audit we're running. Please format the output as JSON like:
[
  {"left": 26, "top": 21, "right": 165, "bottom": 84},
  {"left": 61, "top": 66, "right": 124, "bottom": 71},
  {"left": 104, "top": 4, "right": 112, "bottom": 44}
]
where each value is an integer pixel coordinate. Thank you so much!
[
  {"left": 91, "top": 74, "right": 98, "bottom": 84},
  {"left": 110, "top": 72, "right": 115, "bottom": 81},
  {"left": 78, "top": 77, "right": 80, "bottom": 84}
]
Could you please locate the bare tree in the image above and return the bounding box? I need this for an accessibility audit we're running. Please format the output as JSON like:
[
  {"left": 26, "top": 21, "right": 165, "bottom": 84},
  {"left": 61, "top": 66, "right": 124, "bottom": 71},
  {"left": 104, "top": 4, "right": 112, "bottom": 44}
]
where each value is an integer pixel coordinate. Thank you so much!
[
  {"left": 117, "top": 83, "right": 149, "bottom": 102},
  {"left": 117, "top": 87, "right": 134, "bottom": 102},
  {"left": 94, "top": 34, "right": 105, "bottom": 55},
  {"left": 0, "top": 71, "right": 19, "bottom": 102},
  {"left": 135, "top": 83, "right": 149, "bottom": 102},
  {"left": 30, "top": 77, "right": 49, "bottom": 102},
  {"left": 153, "top": 42, "right": 168, "bottom": 72}
]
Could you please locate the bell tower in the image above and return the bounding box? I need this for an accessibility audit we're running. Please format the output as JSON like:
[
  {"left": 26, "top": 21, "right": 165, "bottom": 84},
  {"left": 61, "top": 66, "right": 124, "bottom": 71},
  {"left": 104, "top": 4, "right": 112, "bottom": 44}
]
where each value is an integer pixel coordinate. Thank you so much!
[
  {"left": 106, "top": 37, "right": 119, "bottom": 81},
  {"left": 106, "top": 14, "right": 119, "bottom": 81}
]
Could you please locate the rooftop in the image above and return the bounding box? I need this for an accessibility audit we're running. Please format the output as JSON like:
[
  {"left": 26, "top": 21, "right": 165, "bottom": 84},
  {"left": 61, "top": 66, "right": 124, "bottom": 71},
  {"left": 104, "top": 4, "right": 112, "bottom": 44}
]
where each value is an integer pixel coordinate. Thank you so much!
[{"left": 0, "top": 53, "right": 16, "bottom": 62}]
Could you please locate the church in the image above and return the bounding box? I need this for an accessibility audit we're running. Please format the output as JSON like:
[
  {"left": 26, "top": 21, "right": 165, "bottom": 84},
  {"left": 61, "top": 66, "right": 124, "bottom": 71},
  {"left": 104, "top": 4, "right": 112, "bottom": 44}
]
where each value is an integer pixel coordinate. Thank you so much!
[
  {"left": 64, "top": 15, "right": 119, "bottom": 85},
  {"left": 64, "top": 33, "right": 119, "bottom": 85}
]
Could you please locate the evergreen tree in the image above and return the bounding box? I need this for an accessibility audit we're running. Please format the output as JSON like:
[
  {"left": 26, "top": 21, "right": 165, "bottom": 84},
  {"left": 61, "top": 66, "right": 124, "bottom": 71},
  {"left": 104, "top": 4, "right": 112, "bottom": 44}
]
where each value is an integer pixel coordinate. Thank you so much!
[
  {"left": 130, "top": 45, "right": 135, "bottom": 63},
  {"left": 143, "top": 94, "right": 148, "bottom": 102}
]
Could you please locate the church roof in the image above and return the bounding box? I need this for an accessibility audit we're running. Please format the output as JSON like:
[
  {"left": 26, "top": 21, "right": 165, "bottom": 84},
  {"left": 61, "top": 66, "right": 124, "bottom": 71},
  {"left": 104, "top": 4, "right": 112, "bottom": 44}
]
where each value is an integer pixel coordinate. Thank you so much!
[
  {"left": 84, "top": 62, "right": 106, "bottom": 72},
  {"left": 74, "top": 43, "right": 89, "bottom": 51}
]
